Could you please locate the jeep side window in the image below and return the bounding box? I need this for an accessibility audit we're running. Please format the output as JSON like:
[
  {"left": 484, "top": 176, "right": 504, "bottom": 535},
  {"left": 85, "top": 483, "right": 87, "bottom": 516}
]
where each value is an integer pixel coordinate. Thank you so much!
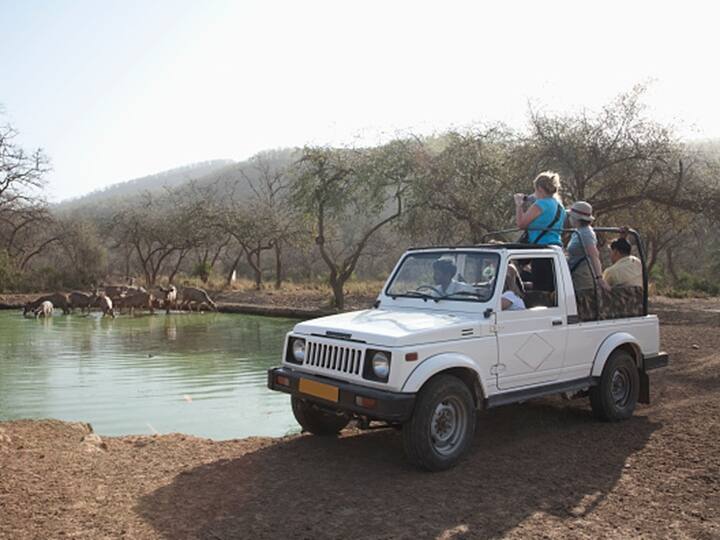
[{"left": 510, "top": 256, "right": 558, "bottom": 309}]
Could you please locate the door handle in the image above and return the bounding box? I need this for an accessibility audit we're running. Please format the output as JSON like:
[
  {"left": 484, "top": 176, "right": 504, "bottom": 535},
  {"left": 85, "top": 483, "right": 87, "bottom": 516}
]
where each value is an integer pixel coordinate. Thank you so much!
[{"left": 552, "top": 319, "right": 563, "bottom": 326}]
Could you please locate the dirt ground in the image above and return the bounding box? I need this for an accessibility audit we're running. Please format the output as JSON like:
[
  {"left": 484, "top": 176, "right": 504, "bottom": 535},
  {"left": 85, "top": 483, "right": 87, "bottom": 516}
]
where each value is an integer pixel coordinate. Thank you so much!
[{"left": 1, "top": 298, "right": 719, "bottom": 539}]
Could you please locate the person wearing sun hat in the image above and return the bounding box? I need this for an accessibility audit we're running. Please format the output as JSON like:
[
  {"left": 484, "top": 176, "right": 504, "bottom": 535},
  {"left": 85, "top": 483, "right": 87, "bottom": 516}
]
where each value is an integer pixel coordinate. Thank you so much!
[{"left": 566, "top": 201, "right": 610, "bottom": 292}]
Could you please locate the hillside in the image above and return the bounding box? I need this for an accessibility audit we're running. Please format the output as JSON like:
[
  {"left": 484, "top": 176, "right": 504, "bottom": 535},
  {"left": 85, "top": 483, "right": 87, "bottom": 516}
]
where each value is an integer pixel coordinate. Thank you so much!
[
  {"left": 54, "top": 149, "right": 301, "bottom": 212},
  {"left": 55, "top": 159, "right": 235, "bottom": 210}
]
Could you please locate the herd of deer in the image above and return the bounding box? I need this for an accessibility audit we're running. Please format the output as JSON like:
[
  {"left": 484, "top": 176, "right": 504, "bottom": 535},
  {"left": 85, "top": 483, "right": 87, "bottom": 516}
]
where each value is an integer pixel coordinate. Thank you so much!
[{"left": 22, "top": 284, "right": 217, "bottom": 319}]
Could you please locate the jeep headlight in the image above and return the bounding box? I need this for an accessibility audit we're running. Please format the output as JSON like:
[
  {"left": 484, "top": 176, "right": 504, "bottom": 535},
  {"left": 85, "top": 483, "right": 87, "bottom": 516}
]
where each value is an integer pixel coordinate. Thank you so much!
[
  {"left": 371, "top": 351, "right": 390, "bottom": 379},
  {"left": 290, "top": 338, "right": 305, "bottom": 364}
]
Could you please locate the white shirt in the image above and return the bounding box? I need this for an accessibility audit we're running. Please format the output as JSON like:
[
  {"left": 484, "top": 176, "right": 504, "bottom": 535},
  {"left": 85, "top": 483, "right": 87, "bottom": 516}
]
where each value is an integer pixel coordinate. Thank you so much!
[{"left": 502, "top": 291, "right": 526, "bottom": 310}]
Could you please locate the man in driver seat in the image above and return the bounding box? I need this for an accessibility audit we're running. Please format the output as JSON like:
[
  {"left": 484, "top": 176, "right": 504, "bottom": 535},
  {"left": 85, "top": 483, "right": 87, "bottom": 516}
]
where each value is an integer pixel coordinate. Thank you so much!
[{"left": 433, "top": 259, "right": 476, "bottom": 296}]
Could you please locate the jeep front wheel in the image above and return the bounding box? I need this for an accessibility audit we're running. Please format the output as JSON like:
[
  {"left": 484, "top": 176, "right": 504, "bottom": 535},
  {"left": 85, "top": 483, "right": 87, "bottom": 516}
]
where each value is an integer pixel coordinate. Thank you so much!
[
  {"left": 291, "top": 397, "right": 349, "bottom": 435},
  {"left": 402, "top": 375, "right": 476, "bottom": 471},
  {"left": 589, "top": 350, "right": 639, "bottom": 421}
]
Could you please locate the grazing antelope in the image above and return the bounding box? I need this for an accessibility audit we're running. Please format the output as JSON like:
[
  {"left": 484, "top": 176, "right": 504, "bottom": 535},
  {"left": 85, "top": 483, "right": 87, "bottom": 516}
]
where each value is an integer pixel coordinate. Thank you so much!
[
  {"left": 33, "top": 300, "right": 54, "bottom": 318},
  {"left": 92, "top": 292, "right": 115, "bottom": 318},
  {"left": 69, "top": 291, "right": 93, "bottom": 313},
  {"left": 180, "top": 287, "right": 217, "bottom": 312},
  {"left": 24, "top": 293, "right": 70, "bottom": 315},
  {"left": 159, "top": 285, "right": 178, "bottom": 314},
  {"left": 115, "top": 290, "right": 155, "bottom": 315}
]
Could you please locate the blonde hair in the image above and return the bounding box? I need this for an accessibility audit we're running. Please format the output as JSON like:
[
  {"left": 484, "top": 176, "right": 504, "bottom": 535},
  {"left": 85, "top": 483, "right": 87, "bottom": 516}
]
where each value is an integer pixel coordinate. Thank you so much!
[
  {"left": 533, "top": 171, "right": 563, "bottom": 203},
  {"left": 504, "top": 263, "right": 524, "bottom": 297}
]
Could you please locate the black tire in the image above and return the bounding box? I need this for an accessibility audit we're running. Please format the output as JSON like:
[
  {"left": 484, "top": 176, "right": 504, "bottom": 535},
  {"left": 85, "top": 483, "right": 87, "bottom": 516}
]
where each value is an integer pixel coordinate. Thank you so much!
[
  {"left": 402, "top": 375, "right": 476, "bottom": 471},
  {"left": 291, "top": 397, "right": 349, "bottom": 436},
  {"left": 589, "top": 350, "right": 639, "bottom": 421}
]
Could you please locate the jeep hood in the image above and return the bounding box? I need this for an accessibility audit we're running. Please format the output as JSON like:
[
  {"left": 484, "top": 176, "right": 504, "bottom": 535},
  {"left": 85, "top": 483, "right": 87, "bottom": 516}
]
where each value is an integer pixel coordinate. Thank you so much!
[{"left": 292, "top": 308, "right": 490, "bottom": 347}]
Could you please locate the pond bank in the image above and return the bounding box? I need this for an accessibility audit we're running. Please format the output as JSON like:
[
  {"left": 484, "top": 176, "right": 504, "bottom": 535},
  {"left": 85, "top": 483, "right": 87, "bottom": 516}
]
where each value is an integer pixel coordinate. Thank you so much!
[{"left": 0, "top": 290, "right": 372, "bottom": 319}]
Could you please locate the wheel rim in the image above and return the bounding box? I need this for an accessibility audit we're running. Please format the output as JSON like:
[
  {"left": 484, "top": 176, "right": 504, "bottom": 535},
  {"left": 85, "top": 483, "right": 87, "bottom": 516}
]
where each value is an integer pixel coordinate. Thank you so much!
[
  {"left": 611, "top": 367, "right": 631, "bottom": 407},
  {"left": 429, "top": 396, "right": 467, "bottom": 456}
]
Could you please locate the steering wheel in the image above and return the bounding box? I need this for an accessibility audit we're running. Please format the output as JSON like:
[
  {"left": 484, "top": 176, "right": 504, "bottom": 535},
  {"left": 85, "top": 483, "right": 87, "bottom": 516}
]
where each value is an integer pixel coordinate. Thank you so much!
[{"left": 414, "top": 285, "right": 444, "bottom": 296}]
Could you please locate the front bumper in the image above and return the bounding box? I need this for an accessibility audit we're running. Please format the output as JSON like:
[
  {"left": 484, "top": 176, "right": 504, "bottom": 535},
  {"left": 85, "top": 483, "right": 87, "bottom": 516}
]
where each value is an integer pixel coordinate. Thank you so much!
[{"left": 267, "top": 367, "right": 415, "bottom": 423}]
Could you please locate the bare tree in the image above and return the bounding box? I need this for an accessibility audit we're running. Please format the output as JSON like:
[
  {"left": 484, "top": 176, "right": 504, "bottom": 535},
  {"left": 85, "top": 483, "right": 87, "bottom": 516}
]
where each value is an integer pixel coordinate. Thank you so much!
[
  {"left": 0, "top": 117, "right": 59, "bottom": 282},
  {"left": 212, "top": 196, "right": 276, "bottom": 289},
  {"left": 240, "top": 151, "right": 303, "bottom": 288},
  {"left": 110, "top": 191, "right": 199, "bottom": 286}
]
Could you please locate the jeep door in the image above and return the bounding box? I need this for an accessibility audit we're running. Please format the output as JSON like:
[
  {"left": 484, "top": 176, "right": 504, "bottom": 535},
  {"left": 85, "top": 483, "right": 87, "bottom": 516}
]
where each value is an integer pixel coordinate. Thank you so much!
[{"left": 495, "top": 255, "right": 569, "bottom": 390}]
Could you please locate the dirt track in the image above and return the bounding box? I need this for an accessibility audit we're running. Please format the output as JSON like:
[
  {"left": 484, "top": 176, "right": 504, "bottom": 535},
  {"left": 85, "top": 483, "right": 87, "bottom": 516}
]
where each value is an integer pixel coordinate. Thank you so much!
[{"left": 1, "top": 298, "right": 719, "bottom": 539}]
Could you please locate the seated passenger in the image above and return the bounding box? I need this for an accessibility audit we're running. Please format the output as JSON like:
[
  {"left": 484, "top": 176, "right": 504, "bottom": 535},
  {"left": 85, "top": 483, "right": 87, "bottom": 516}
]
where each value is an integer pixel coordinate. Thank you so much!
[
  {"left": 501, "top": 264, "right": 526, "bottom": 311},
  {"left": 603, "top": 238, "right": 643, "bottom": 288},
  {"left": 432, "top": 259, "right": 476, "bottom": 296}
]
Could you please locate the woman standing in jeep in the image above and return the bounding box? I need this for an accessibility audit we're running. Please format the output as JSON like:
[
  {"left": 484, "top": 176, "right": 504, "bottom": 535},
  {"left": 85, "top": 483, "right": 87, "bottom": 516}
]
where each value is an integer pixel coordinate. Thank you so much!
[{"left": 514, "top": 171, "right": 566, "bottom": 290}]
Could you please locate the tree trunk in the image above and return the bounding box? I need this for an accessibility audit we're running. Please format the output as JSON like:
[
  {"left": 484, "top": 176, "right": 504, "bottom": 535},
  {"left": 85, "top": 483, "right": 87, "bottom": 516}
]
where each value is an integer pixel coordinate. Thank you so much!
[
  {"left": 330, "top": 277, "right": 345, "bottom": 311},
  {"left": 253, "top": 249, "right": 262, "bottom": 289},
  {"left": 666, "top": 247, "right": 679, "bottom": 284},
  {"left": 274, "top": 242, "right": 282, "bottom": 289},
  {"left": 243, "top": 243, "right": 263, "bottom": 290},
  {"left": 168, "top": 250, "right": 187, "bottom": 285},
  {"left": 124, "top": 246, "right": 131, "bottom": 280},
  {"left": 226, "top": 252, "right": 243, "bottom": 286},
  {"left": 646, "top": 240, "right": 659, "bottom": 276},
  {"left": 150, "top": 264, "right": 159, "bottom": 286},
  {"left": 142, "top": 260, "right": 153, "bottom": 287}
]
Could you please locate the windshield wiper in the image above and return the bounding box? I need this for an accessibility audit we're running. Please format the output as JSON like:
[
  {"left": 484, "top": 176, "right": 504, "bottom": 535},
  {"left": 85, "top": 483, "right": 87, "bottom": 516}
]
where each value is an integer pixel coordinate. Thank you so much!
[{"left": 402, "top": 291, "right": 439, "bottom": 302}]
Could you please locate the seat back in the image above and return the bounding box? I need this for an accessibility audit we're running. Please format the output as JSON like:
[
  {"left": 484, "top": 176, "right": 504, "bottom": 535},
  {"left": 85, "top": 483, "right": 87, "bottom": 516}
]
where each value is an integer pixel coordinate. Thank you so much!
[{"left": 575, "top": 286, "right": 644, "bottom": 321}]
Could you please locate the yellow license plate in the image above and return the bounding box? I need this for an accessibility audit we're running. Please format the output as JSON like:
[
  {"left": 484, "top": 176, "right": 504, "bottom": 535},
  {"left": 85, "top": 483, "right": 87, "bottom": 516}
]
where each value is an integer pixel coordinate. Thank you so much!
[{"left": 299, "top": 378, "right": 339, "bottom": 402}]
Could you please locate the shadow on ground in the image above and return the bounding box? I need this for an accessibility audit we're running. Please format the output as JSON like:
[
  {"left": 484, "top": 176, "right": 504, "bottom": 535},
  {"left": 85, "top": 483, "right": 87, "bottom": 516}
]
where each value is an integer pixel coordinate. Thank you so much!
[{"left": 137, "top": 400, "right": 658, "bottom": 539}]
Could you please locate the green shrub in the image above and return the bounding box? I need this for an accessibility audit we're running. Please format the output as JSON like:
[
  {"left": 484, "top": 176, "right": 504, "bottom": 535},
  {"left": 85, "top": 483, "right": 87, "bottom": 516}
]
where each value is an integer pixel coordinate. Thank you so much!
[
  {"left": 191, "top": 262, "right": 212, "bottom": 283},
  {"left": 0, "top": 251, "right": 19, "bottom": 292},
  {"left": 675, "top": 273, "right": 720, "bottom": 296}
]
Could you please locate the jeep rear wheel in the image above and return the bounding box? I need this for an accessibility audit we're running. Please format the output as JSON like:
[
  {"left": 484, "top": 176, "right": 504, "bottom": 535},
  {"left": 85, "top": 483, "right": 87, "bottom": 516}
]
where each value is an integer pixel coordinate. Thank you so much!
[
  {"left": 589, "top": 350, "right": 639, "bottom": 421},
  {"left": 291, "top": 397, "right": 349, "bottom": 435},
  {"left": 402, "top": 375, "right": 476, "bottom": 471}
]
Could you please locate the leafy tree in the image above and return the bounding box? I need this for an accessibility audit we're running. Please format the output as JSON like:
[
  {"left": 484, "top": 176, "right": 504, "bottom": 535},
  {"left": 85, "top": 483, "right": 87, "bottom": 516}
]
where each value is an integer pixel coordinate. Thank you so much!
[
  {"left": 292, "top": 141, "right": 416, "bottom": 309},
  {"left": 404, "top": 127, "right": 525, "bottom": 243},
  {"left": 527, "top": 85, "right": 698, "bottom": 216},
  {"left": 54, "top": 217, "right": 108, "bottom": 287}
]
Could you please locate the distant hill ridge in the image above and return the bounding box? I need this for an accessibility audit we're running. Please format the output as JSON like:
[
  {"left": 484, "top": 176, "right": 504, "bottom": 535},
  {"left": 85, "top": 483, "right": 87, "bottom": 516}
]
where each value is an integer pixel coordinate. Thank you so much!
[
  {"left": 56, "top": 149, "right": 301, "bottom": 211},
  {"left": 56, "top": 159, "right": 235, "bottom": 209}
]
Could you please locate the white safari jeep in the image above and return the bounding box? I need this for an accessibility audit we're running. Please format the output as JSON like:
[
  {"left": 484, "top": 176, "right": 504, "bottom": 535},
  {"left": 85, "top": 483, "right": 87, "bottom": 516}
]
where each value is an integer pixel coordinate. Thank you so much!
[{"left": 268, "top": 231, "right": 668, "bottom": 471}]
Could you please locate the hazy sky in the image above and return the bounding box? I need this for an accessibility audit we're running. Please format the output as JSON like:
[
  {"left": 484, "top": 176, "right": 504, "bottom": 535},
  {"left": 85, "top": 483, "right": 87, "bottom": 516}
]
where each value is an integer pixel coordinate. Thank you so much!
[{"left": 2, "top": 0, "right": 718, "bottom": 201}]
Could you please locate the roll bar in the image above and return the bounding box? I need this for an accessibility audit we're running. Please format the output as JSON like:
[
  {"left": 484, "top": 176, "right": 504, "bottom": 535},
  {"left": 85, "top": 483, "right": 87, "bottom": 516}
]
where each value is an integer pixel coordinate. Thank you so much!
[{"left": 481, "top": 227, "right": 648, "bottom": 319}]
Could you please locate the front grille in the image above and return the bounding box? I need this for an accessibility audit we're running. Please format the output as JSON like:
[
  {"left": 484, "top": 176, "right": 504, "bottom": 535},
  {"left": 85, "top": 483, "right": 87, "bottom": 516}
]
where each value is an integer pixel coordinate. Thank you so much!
[{"left": 304, "top": 340, "right": 364, "bottom": 376}]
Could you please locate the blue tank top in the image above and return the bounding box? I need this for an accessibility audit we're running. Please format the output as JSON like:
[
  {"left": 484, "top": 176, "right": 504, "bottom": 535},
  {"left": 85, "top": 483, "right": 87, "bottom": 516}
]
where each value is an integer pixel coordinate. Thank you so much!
[{"left": 528, "top": 198, "right": 565, "bottom": 245}]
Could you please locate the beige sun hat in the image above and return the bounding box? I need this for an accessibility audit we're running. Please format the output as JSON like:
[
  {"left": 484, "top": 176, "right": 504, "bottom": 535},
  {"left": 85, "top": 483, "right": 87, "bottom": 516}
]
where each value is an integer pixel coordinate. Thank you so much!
[{"left": 568, "top": 200, "right": 595, "bottom": 222}]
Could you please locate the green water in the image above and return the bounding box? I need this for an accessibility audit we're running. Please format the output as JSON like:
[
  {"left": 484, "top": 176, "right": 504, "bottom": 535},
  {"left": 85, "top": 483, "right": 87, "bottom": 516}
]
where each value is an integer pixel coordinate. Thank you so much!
[{"left": 0, "top": 311, "right": 299, "bottom": 439}]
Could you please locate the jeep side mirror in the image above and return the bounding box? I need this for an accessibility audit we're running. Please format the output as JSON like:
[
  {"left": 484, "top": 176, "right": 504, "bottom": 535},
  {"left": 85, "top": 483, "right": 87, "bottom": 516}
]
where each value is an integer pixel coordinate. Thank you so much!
[{"left": 483, "top": 308, "right": 494, "bottom": 319}]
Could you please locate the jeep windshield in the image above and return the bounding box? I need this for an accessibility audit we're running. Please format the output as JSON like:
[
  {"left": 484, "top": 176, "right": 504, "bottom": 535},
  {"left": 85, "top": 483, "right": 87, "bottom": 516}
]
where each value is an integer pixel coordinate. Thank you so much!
[{"left": 386, "top": 251, "right": 500, "bottom": 302}]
